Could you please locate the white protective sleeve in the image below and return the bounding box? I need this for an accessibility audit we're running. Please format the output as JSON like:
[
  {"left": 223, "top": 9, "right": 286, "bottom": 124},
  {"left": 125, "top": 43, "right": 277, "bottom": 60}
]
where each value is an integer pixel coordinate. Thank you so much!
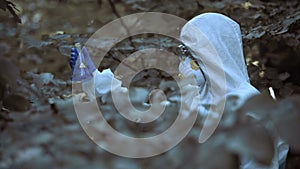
[{"left": 82, "top": 69, "right": 127, "bottom": 100}]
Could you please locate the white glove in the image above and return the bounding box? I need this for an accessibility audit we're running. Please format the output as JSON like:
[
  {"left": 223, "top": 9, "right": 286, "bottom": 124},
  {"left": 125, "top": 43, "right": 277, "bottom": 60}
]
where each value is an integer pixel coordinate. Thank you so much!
[{"left": 82, "top": 69, "right": 127, "bottom": 100}]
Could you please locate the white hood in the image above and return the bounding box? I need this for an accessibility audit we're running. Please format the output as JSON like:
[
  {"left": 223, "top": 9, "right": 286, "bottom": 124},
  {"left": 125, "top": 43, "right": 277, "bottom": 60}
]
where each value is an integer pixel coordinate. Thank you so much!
[{"left": 180, "top": 13, "right": 259, "bottom": 110}]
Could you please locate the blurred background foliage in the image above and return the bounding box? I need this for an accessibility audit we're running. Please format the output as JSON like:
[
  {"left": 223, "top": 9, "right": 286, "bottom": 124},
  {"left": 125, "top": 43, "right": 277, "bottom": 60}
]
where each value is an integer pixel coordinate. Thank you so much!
[{"left": 0, "top": 0, "right": 299, "bottom": 169}]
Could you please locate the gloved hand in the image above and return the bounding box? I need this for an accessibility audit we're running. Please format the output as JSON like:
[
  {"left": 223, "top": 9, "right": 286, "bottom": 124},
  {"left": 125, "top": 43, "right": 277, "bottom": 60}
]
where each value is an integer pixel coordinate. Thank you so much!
[{"left": 70, "top": 47, "right": 78, "bottom": 73}]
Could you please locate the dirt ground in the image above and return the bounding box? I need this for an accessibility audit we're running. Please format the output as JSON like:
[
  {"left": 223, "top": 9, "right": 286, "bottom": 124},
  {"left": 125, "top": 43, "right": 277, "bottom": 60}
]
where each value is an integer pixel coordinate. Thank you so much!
[{"left": 0, "top": 0, "right": 299, "bottom": 169}]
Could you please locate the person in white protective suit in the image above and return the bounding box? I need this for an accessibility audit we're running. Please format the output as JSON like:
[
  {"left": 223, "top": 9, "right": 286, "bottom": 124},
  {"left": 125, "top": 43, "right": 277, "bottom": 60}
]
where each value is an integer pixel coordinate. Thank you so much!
[
  {"left": 178, "top": 12, "right": 288, "bottom": 169},
  {"left": 70, "top": 12, "right": 288, "bottom": 169}
]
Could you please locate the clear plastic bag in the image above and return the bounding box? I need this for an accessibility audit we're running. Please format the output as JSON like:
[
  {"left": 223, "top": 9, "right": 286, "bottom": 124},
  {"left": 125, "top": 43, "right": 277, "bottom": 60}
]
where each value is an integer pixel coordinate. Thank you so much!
[{"left": 72, "top": 43, "right": 95, "bottom": 82}]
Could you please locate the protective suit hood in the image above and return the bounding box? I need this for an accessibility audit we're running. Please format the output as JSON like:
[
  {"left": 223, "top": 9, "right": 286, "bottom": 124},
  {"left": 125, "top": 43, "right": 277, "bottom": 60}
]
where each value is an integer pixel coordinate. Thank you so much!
[{"left": 180, "top": 12, "right": 259, "bottom": 106}]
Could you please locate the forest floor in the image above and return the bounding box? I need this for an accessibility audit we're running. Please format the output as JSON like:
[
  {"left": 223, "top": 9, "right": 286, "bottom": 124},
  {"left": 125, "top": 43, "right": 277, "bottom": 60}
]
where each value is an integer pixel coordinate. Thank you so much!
[{"left": 0, "top": 0, "right": 299, "bottom": 169}]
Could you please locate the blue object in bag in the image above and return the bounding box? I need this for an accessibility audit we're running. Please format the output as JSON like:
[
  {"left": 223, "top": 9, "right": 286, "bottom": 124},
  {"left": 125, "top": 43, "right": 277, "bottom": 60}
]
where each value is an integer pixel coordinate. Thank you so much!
[{"left": 70, "top": 43, "right": 96, "bottom": 82}]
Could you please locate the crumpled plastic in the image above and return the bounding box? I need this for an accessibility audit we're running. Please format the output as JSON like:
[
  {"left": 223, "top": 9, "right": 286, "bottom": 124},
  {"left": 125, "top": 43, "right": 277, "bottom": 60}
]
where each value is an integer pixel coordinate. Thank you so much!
[{"left": 179, "top": 12, "right": 288, "bottom": 169}]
